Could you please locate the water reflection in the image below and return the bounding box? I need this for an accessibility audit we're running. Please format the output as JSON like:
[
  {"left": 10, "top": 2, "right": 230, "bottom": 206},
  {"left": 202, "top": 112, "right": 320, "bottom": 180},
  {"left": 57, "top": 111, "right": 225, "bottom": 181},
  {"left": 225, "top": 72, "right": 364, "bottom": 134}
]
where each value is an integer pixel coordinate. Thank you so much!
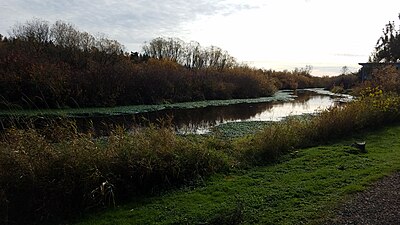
[
  {"left": 249, "top": 93, "right": 335, "bottom": 122},
  {"left": 74, "top": 89, "right": 350, "bottom": 135}
]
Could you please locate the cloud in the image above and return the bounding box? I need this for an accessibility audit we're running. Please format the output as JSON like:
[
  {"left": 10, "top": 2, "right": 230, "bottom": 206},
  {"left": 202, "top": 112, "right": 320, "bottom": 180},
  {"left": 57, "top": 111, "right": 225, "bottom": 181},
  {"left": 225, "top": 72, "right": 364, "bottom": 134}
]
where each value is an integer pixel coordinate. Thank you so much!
[
  {"left": 0, "top": 0, "right": 257, "bottom": 51},
  {"left": 334, "top": 53, "right": 366, "bottom": 57}
]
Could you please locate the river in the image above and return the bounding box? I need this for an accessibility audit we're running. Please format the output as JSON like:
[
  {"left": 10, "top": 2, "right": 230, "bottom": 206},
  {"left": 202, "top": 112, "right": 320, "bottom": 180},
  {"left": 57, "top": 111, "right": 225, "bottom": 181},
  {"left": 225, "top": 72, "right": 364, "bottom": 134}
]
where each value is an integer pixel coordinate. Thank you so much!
[{"left": 75, "top": 88, "right": 353, "bottom": 135}]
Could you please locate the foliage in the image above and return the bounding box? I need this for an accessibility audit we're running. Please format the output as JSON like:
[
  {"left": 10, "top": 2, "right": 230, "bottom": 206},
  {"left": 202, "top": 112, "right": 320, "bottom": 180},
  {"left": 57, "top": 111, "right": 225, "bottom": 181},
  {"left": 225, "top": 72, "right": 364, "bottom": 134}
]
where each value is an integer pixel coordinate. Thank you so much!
[
  {"left": 325, "top": 73, "right": 359, "bottom": 91},
  {"left": 265, "top": 67, "right": 332, "bottom": 90},
  {"left": 2, "top": 87, "right": 400, "bottom": 224},
  {"left": 371, "top": 14, "right": 400, "bottom": 62},
  {"left": 0, "top": 122, "right": 231, "bottom": 224},
  {"left": 0, "top": 18, "right": 347, "bottom": 110},
  {"left": 353, "top": 65, "right": 400, "bottom": 96},
  {"left": 369, "top": 66, "right": 400, "bottom": 93},
  {"left": 0, "top": 19, "right": 282, "bottom": 109}
]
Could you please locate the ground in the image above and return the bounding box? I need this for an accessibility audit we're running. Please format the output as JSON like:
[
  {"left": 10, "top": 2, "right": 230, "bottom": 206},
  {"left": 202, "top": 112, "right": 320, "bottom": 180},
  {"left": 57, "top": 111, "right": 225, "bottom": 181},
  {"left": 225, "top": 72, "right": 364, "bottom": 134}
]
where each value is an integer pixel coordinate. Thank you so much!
[{"left": 325, "top": 172, "right": 400, "bottom": 225}]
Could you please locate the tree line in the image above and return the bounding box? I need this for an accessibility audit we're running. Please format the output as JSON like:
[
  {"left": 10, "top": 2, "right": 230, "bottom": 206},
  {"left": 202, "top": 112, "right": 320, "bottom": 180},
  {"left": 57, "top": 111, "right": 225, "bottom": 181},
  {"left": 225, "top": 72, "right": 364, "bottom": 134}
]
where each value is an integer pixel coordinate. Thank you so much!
[
  {"left": 0, "top": 18, "right": 354, "bottom": 110},
  {"left": 143, "top": 37, "right": 237, "bottom": 70}
]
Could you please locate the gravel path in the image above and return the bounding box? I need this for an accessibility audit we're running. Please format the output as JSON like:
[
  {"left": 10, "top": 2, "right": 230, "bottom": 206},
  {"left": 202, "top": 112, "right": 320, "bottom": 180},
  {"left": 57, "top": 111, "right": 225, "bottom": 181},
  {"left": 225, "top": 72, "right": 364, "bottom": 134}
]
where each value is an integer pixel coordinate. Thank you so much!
[{"left": 324, "top": 172, "right": 400, "bottom": 225}]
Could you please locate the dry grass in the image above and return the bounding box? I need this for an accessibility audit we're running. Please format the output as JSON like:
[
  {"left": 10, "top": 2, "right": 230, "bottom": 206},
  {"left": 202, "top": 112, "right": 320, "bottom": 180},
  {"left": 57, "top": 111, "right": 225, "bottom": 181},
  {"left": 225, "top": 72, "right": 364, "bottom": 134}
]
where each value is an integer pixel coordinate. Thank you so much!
[
  {"left": 2, "top": 88, "right": 400, "bottom": 224},
  {"left": 0, "top": 123, "right": 231, "bottom": 224},
  {"left": 235, "top": 89, "right": 400, "bottom": 165}
]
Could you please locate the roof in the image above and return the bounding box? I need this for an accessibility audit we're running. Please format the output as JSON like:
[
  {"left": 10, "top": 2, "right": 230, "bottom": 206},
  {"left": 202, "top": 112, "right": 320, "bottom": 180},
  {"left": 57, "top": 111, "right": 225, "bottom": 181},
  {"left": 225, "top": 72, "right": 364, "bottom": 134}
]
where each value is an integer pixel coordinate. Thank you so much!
[{"left": 359, "top": 62, "right": 400, "bottom": 66}]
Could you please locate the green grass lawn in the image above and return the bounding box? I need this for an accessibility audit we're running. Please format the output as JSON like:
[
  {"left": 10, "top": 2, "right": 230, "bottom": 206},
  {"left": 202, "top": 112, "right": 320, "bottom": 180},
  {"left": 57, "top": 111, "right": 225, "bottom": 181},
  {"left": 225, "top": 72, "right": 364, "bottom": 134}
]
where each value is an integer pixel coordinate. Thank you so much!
[{"left": 73, "top": 125, "right": 400, "bottom": 225}]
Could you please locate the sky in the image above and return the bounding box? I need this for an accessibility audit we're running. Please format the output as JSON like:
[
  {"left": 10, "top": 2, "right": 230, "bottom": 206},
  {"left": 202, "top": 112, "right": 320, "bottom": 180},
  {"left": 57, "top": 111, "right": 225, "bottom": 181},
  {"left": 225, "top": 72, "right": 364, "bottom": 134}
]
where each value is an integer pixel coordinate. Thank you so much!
[{"left": 1, "top": 0, "right": 400, "bottom": 76}]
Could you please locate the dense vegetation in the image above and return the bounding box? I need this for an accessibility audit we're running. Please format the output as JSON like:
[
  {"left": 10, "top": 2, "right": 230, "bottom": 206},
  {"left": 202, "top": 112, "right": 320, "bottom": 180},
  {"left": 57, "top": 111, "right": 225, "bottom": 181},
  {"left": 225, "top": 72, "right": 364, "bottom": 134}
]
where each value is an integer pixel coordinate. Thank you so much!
[
  {"left": 5, "top": 16, "right": 400, "bottom": 224},
  {"left": 1, "top": 72, "right": 400, "bottom": 224},
  {"left": 75, "top": 126, "right": 400, "bottom": 225},
  {"left": 0, "top": 19, "right": 357, "bottom": 110},
  {"left": 0, "top": 19, "right": 272, "bottom": 109}
]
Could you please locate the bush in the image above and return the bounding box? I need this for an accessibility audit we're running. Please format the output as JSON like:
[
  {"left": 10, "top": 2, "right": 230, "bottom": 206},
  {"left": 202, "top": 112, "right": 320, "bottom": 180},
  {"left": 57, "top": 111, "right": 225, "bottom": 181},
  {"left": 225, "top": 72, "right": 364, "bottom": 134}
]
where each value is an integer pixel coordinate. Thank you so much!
[{"left": 0, "top": 123, "right": 231, "bottom": 224}]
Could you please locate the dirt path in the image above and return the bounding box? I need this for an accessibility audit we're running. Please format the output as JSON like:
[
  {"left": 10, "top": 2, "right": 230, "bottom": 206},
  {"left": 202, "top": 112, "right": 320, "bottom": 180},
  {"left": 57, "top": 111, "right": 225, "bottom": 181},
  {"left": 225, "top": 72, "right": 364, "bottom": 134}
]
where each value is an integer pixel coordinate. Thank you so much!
[{"left": 324, "top": 172, "right": 400, "bottom": 225}]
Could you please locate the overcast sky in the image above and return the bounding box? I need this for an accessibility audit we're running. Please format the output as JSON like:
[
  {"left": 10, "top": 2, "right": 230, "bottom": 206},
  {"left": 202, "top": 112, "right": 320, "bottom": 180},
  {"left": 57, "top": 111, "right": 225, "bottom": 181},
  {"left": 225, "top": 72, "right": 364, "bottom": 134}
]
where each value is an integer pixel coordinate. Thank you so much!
[{"left": 1, "top": 0, "right": 399, "bottom": 76}]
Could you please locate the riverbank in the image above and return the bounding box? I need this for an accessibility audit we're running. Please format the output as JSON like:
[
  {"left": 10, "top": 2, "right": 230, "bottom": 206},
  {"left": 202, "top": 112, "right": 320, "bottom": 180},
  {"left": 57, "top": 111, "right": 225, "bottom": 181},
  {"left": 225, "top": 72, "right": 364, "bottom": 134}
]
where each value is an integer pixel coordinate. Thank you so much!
[
  {"left": 0, "top": 90, "right": 295, "bottom": 117},
  {"left": 1, "top": 89, "right": 399, "bottom": 224},
  {"left": 73, "top": 124, "right": 400, "bottom": 225},
  {"left": 0, "top": 88, "right": 348, "bottom": 135}
]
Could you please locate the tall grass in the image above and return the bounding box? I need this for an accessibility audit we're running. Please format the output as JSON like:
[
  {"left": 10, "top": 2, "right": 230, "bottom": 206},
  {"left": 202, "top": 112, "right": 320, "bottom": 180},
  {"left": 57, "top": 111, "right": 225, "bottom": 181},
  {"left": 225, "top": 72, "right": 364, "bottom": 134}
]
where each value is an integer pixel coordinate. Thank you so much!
[
  {"left": 0, "top": 123, "right": 231, "bottom": 224},
  {"left": 235, "top": 88, "right": 400, "bottom": 165},
  {"left": 1, "top": 88, "right": 400, "bottom": 224}
]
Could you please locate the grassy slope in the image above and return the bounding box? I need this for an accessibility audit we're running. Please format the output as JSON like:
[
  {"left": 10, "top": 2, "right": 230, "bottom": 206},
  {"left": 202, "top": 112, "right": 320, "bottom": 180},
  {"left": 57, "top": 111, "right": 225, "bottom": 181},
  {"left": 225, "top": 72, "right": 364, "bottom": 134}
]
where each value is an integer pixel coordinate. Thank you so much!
[{"left": 74, "top": 125, "right": 400, "bottom": 225}]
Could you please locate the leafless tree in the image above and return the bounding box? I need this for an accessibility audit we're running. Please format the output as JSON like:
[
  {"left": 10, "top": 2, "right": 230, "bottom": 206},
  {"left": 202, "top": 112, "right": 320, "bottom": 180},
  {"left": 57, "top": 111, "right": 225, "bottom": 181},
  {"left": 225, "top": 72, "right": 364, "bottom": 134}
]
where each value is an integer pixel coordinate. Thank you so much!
[{"left": 9, "top": 18, "right": 50, "bottom": 43}]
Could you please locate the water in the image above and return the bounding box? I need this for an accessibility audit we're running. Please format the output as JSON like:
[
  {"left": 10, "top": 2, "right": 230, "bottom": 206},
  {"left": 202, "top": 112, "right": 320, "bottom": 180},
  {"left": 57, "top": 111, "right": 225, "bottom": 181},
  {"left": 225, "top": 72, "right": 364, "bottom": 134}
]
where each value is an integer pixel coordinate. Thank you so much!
[{"left": 75, "top": 88, "right": 352, "bottom": 135}]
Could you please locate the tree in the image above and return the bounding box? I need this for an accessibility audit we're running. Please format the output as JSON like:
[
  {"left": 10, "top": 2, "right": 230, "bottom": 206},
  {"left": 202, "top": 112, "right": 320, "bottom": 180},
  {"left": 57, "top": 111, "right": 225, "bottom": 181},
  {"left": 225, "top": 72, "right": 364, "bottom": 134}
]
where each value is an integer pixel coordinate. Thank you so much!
[
  {"left": 95, "top": 34, "right": 125, "bottom": 55},
  {"left": 51, "top": 20, "right": 81, "bottom": 48},
  {"left": 371, "top": 14, "right": 400, "bottom": 62},
  {"left": 142, "top": 37, "right": 185, "bottom": 63},
  {"left": 142, "top": 37, "right": 237, "bottom": 70},
  {"left": 9, "top": 18, "right": 50, "bottom": 43},
  {"left": 51, "top": 21, "right": 124, "bottom": 54},
  {"left": 341, "top": 66, "right": 349, "bottom": 75}
]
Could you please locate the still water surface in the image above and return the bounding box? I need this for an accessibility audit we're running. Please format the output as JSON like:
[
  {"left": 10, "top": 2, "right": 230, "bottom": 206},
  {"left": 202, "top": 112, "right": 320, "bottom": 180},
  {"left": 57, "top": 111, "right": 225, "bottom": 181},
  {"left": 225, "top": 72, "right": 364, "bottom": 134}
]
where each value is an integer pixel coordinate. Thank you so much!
[{"left": 82, "top": 89, "right": 352, "bottom": 135}]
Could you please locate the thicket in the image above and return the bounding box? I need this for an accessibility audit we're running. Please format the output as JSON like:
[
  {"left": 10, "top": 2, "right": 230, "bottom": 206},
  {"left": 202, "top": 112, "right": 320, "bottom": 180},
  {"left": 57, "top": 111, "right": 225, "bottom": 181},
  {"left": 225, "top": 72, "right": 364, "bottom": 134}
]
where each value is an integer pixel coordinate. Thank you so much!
[
  {"left": 0, "top": 37, "right": 279, "bottom": 109},
  {"left": 0, "top": 19, "right": 344, "bottom": 110},
  {"left": 0, "top": 123, "right": 232, "bottom": 224},
  {"left": 0, "top": 19, "right": 278, "bottom": 109},
  {"left": 1, "top": 67, "right": 399, "bottom": 224},
  {"left": 265, "top": 67, "right": 328, "bottom": 89}
]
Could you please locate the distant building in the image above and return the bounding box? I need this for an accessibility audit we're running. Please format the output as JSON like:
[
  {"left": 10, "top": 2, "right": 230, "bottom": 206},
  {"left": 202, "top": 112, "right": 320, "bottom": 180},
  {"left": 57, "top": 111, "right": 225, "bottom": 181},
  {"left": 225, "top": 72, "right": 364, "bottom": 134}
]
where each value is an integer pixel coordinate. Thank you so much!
[{"left": 359, "top": 62, "right": 400, "bottom": 82}]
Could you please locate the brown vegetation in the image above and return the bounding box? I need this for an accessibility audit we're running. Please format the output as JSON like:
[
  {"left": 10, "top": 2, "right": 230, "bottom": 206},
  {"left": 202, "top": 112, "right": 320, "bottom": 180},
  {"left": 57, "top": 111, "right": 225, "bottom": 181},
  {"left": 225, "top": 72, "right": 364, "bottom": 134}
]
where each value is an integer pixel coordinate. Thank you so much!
[{"left": 0, "top": 19, "right": 350, "bottom": 110}]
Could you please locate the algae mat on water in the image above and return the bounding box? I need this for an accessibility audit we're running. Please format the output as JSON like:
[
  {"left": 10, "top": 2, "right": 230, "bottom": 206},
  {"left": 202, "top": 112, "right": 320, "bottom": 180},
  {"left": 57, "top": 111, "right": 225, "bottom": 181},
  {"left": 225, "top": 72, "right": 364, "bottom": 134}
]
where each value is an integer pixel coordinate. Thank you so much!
[
  {"left": 74, "top": 125, "right": 400, "bottom": 225},
  {"left": 0, "top": 91, "right": 294, "bottom": 117}
]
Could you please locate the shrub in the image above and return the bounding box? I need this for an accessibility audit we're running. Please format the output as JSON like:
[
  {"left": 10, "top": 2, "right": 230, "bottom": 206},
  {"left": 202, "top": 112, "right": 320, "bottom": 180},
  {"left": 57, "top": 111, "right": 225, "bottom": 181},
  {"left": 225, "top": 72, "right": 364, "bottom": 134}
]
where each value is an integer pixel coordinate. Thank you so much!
[{"left": 0, "top": 123, "right": 231, "bottom": 224}]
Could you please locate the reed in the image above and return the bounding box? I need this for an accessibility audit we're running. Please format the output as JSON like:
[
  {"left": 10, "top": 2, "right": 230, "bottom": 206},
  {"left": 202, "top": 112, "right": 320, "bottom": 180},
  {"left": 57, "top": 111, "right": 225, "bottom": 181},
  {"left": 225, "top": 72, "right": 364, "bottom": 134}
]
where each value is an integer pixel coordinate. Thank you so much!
[
  {"left": 2, "top": 89, "right": 400, "bottom": 224},
  {"left": 0, "top": 122, "right": 231, "bottom": 224}
]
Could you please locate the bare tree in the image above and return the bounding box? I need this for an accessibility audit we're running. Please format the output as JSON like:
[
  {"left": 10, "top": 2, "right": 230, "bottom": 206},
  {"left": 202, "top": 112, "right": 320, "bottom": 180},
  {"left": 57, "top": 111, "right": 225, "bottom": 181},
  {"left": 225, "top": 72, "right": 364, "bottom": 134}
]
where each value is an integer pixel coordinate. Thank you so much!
[
  {"left": 143, "top": 37, "right": 237, "bottom": 70},
  {"left": 78, "top": 31, "right": 96, "bottom": 52},
  {"left": 184, "top": 41, "right": 201, "bottom": 68},
  {"left": 341, "top": 66, "right": 349, "bottom": 75},
  {"left": 143, "top": 37, "right": 185, "bottom": 63},
  {"left": 50, "top": 20, "right": 80, "bottom": 48},
  {"left": 9, "top": 18, "right": 50, "bottom": 43},
  {"left": 95, "top": 34, "right": 125, "bottom": 54}
]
